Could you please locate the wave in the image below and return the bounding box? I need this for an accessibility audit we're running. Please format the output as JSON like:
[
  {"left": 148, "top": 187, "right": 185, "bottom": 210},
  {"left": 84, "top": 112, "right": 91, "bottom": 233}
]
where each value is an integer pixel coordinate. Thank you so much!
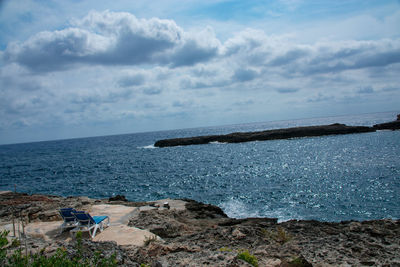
[
  {"left": 219, "top": 198, "right": 261, "bottom": 219},
  {"left": 139, "top": 144, "right": 157, "bottom": 149},
  {"left": 219, "top": 198, "right": 301, "bottom": 223}
]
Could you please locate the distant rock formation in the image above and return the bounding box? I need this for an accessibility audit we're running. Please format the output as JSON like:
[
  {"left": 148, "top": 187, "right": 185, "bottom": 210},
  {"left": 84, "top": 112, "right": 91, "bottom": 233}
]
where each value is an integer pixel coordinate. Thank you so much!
[
  {"left": 373, "top": 114, "right": 400, "bottom": 130},
  {"left": 154, "top": 123, "right": 375, "bottom": 147}
]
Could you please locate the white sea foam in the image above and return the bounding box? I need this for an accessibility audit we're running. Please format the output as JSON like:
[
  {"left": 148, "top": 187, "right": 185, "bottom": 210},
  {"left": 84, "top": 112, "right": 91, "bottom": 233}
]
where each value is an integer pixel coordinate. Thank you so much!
[
  {"left": 219, "top": 198, "right": 299, "bottom": 222},
  {"left": 219, "top": 198, "right": 261, "bottom": 219},
  {"left": 265, "top": 209, "right": 300, "bottom": 223},
  {"left": 139, "top": 144, "right": 156, "bottom": 149},
  {"left": 209, "top": 141, "right": 227, "bottom": 144}
]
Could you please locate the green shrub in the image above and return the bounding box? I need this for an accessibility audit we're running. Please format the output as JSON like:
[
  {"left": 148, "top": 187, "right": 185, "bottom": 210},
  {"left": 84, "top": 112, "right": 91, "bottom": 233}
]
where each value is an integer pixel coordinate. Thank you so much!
[
  {"left": 288, "top": 256, "right": 313, "bottom": 267},
  {"left": 10, "top": 239, "right": 20, "bottom": 248},
  {"left": 0, "top": 230, "right": 117, "bottom": 267},
  {"left": 219, "top": 247, "right": 233, "bottom": 252},
  {"left": 263, "top": 227, "right": 292, "bottom": 244},
  {"left": 0, "top": 230, "right": 9, "bottom": 264},
  {"left": 75, "top": 231, "right": 83, "bottom": 257},
  {"left": 237, "top": 250, "right": 258, "bottom": 267}
]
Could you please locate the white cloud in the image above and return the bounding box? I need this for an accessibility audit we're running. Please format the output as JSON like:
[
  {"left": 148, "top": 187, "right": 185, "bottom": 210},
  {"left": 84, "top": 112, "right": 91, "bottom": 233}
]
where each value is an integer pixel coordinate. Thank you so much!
[
  {"left": 357, "top": 86, "right": 374, "bottom": 94},
  {"left": 286, "top": 9, "right": 400, "bottom": 43},
  {"left": 4, "top": 28, "right": 112, "bottom": 71},
  {"left": 3, "top": 10, "right": 223, "bottom": 72},
  {"left": 0, "top": 8, "right": 400, "bottom": 144},
  {"left": 222, "top": 31, "right": 400, "bottom": 76},
  {"left": 118, "top": 73, "right": 146, "bottom": 87},
  {"left": 232, "top": 68, "right": 258, "bottom": 82}
]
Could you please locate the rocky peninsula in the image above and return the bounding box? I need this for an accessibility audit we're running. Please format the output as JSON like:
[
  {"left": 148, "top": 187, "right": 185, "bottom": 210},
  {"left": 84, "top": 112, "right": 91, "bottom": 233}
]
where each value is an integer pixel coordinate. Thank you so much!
[
  {"left": 1, "top": 191, "right": 399, "bottom": 266},
  {"left": 154, "top": 114, "right": 400, "bottom": 147},
  {"left": 373, "top": 114, "right": 400, "bottom": 130}
]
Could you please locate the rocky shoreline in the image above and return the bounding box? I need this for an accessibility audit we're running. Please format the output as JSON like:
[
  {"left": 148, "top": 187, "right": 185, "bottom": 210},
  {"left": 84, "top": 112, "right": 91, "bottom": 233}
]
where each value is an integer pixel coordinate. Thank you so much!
[
  {"left": 1, "top": 191, "right": 399, "bottom": 266},
  {"left": 154, "top": 115, "right": 400, "bottom": 147}
]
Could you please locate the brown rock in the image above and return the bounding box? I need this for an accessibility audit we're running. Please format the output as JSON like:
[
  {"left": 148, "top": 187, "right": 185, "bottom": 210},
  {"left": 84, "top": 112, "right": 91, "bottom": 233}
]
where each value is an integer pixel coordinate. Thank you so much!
[
  {"left": 109, "top": 195, "right": 128, "bottom": 202},
  {"left": 232, "top": 228, "right": 246, "bottom": 239},
  {"left": 2, "top": 192, "right": 400, "bottom": 267}
]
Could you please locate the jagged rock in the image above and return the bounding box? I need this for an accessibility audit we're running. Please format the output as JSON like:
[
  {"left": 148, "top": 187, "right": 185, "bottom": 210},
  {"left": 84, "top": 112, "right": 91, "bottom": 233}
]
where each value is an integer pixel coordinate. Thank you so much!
[
  {"left": 128, "top": 209, "right": 189, "bottom": 238},
  {"left": 227, "top": 257, "right": 255, "bottom": 266},
  {"left": 184, "top": 199, "right": 228, "bottom": 219},
  {"left": 283, "top": 255, "right": 313, "bottom": 267},
  {"left": 218, "top": 217, "right": 278, "bottom": 227},
  {"left": 109, "top": 195, "right": 128, "bottom": 202},
  {"left": 232, "top": 228, "right": 246, "bottom": 239},
  {"left": 38, "top": 210, "right": 59, "bottom": 221},
  {"left": 151, "top": 261, "right": 163, "bottom": 267},
  {"left": 1, "top": 192, "right": 400, "bottom": 266}
]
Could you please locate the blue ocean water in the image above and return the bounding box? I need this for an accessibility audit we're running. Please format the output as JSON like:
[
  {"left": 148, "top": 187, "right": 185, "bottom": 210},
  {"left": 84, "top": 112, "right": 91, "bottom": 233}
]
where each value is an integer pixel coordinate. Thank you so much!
[{"left": 1, "top": 111, "right": 399, "bottom": 222}]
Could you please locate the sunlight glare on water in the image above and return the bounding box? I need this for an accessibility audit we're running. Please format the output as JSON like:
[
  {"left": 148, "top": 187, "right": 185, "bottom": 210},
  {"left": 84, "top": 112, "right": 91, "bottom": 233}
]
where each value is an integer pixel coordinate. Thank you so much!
[{"left": 1, "top": 111, "right": 399, "bottom": 222}]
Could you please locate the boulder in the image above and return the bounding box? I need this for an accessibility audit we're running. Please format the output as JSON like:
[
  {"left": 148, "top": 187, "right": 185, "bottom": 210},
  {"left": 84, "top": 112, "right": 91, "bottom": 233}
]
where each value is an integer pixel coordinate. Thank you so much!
[{"left": 109, "top": 195, "right": 128, "bottom": 202}]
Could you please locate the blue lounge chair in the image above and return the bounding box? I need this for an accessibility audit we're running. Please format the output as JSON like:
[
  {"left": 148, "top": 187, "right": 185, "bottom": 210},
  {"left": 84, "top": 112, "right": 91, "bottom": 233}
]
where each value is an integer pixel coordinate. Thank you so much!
[
  {"left": 71, "top": 211, "right": 110, "bottom": 238},
  {"left": 59, "top": 208, "right": 79, "bottom": 233}
]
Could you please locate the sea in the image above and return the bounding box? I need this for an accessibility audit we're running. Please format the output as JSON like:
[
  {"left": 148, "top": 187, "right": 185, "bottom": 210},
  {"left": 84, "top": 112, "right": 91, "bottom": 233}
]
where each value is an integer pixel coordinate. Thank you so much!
[{"left": 1, "top": 111, "right": 399, "bottom": 222}]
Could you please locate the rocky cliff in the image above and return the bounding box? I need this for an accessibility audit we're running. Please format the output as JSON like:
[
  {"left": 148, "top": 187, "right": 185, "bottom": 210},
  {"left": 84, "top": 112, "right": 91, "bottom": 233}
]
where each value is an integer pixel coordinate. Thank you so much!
[{"left": 1, "top": 192, "right": 399, "bottom": 266}]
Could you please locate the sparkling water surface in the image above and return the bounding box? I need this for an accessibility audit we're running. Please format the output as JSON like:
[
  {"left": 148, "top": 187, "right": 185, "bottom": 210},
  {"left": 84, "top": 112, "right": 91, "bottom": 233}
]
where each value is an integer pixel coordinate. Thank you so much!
[{"left": 1, "top": 112, "right": 399, "bottom": 222}]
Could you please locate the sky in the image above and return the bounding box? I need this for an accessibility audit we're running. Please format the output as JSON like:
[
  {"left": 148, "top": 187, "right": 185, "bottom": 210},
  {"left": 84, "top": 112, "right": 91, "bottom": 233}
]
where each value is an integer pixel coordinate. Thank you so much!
[{"left": 0, "top": 0, "right": 399, "bottom": 144}]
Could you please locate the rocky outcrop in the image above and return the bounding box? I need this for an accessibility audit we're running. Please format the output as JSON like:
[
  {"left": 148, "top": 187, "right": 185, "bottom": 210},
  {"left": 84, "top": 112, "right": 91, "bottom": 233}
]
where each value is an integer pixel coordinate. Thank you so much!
[
  {"left": 1, "top": 192, "right": 400, "bottom": 266},
  {"left": 128, "top": 204, "right": 399, "bottom": 266},
  {"left": 109, "top": 194, "right": 128, "bottom": 202},
  {"left": 155, "top": 123, "right": 375, "bottom": 147},
  {"left": 373, "top": 114, "right": 400, "bottom": 130},
  {"left": 184, "top": 199, "right": 228, "bottom": 219},
  {"left": 0, "top": 192, "right": 98, "bottom": 223}
]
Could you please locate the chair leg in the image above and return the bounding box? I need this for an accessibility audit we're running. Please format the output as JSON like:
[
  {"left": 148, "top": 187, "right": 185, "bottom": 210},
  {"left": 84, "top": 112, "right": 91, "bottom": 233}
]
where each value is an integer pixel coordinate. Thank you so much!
[
  {"left": 91, "top": 225, "right": 99, "bottom": 238},
  {"left": 60, "top": 223, "right": 67, "bottom": 234}
]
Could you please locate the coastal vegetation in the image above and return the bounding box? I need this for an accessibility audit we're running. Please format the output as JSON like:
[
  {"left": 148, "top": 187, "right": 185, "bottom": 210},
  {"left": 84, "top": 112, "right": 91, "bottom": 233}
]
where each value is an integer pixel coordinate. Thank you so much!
[
  {"left": 0, "top": 230, "right": 117, "bottom": 267},
  {"left": 237, "top": 250, "right": 258, "bottom": 267},
  {"left": 262, "top": 226, "right": 293, "bottom": 244}
]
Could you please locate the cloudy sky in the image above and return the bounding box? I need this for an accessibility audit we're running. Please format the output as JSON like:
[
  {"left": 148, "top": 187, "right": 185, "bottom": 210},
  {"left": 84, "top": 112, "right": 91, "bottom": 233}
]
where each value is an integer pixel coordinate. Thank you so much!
[{"left": 0, "top": 0, "right": 399, "bottom": 144}]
